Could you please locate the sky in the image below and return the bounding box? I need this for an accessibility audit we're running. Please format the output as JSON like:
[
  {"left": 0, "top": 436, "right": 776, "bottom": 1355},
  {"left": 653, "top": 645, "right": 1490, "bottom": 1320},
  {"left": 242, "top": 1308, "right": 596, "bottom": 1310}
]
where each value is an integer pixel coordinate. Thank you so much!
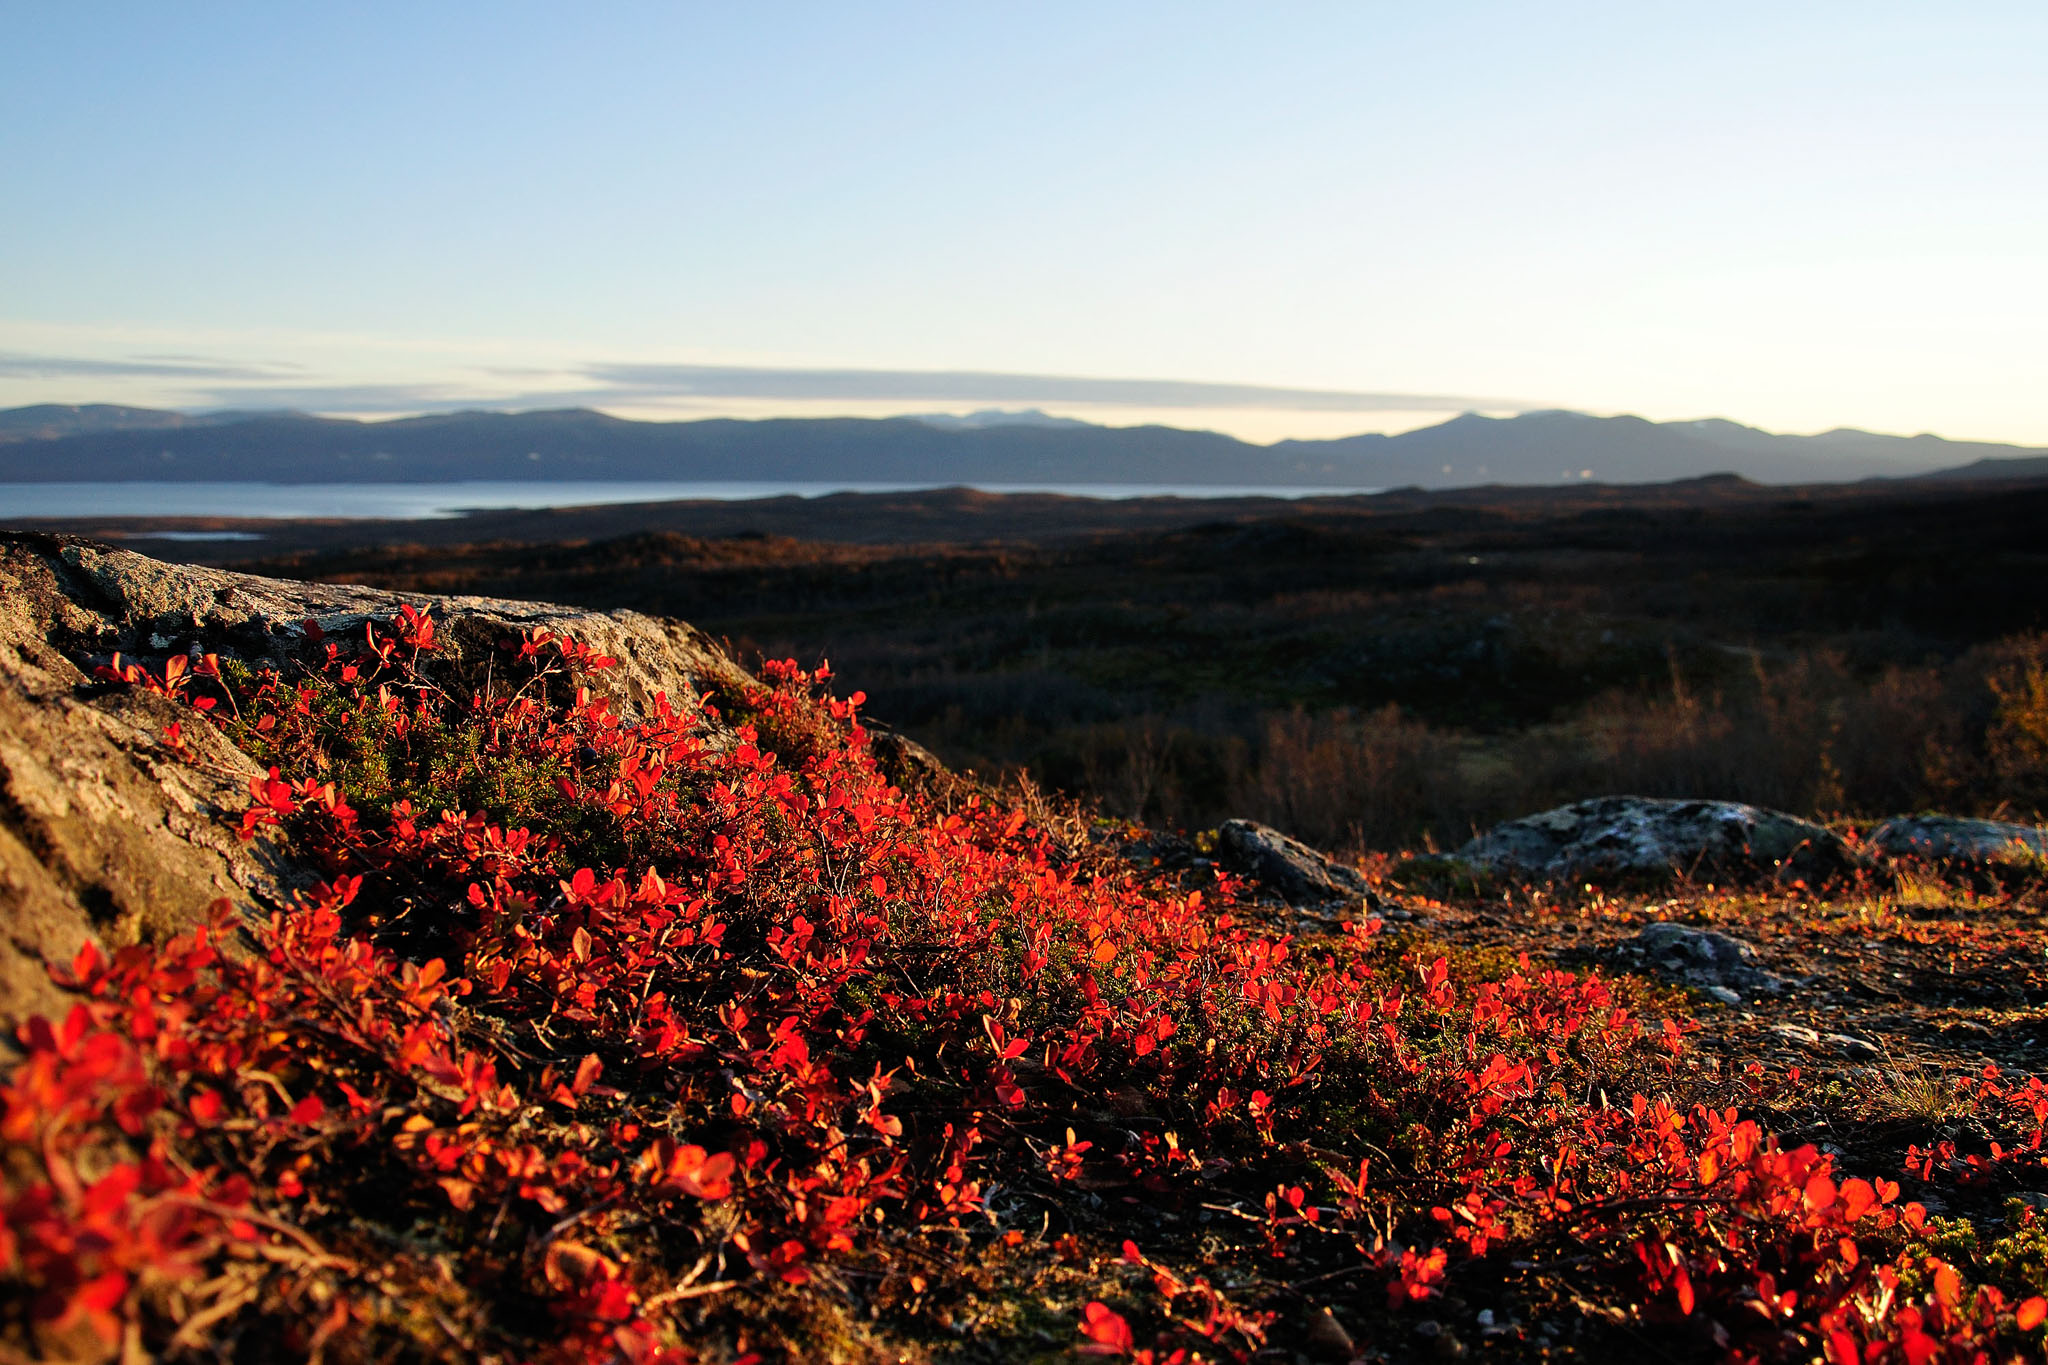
[{"left": 2, "top": 2, "right": 2044, "bottom": 445}]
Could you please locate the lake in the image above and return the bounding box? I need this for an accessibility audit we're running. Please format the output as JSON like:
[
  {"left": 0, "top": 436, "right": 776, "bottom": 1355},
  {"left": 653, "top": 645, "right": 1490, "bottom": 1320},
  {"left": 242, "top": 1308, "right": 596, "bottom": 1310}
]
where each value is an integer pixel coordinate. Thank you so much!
[{"left": 0, "top": 480, "right": 1381, "bottom": 522}]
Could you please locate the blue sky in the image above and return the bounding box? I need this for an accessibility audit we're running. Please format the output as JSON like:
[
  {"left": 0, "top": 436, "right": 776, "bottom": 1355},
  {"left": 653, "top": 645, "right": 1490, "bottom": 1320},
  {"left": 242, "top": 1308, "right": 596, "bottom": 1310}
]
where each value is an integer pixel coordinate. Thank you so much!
[{"left": 3, "top": 3, "right": 2043, "bottom": 443}]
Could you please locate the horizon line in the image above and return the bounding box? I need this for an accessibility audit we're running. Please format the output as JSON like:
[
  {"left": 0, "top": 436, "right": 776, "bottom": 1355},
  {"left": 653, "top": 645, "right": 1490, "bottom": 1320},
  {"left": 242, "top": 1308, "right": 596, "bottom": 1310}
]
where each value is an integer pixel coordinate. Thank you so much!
[{"left": 2, "top": 398, "right": 2038, "bottom": 451}]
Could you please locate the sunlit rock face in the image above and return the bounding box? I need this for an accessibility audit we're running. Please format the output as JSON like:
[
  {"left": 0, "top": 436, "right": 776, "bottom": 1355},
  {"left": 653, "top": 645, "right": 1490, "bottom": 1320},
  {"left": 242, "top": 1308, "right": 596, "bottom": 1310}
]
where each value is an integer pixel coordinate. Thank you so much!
[
  {"left": 0, "top": 532, "right": 756, "bottom": 1029},
  {"left": 45, "top": 539, "right": 752, "bottom": 723},
  {"left": 1455, "top": 795, "right": 1858, "bottom": 886}
]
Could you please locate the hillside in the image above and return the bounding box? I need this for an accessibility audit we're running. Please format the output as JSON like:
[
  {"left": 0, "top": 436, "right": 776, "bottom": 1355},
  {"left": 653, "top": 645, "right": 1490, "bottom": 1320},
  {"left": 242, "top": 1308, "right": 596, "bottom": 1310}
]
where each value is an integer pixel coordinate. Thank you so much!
[
  {"left": 1, "top": 534, "right": 2044, "bottom": 1362},
  {"left": 1926, "top": 454, "right": 2048, "bottom": 484},
  {"left": 0, "top": 404, "right": 258, "bottom": 444},
  {"left": 4, "top": 404, "right": 2046, "bottom": 489}
]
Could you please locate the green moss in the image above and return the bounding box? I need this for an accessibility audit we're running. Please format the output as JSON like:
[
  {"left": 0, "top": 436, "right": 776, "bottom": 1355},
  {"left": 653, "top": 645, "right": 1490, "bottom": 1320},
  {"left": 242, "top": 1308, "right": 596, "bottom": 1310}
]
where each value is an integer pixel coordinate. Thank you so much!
[{"left": 1892, "top": 1202, "right": 2048, "bottom": 1307}]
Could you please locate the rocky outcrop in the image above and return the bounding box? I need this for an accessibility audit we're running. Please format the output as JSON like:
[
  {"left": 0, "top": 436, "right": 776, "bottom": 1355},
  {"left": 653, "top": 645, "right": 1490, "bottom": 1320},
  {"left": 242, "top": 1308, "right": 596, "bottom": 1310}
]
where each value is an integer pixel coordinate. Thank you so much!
[
  {"left": 1456, "top": 796, "right": 1857, "bottom": 885},
  {"left": 1867, "top": 815, "right": 2048, "bottom": 868},
  {"left": 1213, "top": 819, "right": 1378, "bottom": 907},
  {"left": 1620, "top": 922, "right": 1790, "bottom": 1002},
  {"left": 0, "top": 533, "right": 764, "bottom": 1031},
  {"left": 45, "top": 537, "right": 755, "bottom": 720},
  {"left": 0, "top": 541, "right": 285, "bottom": 1027}
]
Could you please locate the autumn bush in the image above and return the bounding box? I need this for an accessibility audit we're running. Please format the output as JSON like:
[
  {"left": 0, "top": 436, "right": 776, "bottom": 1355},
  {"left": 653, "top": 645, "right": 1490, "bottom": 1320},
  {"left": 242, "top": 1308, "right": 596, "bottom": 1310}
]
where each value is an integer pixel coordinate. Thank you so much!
[
  {"left": 1094, "top": 638, "right": 2048, "bottom": 858},
  {"left": 1225, "top": 704, "right": 1466, "bottom": 855},
  {"left": 3, "top": 609, "right": 2045, "bottom": 1362},
  {"left": 1541, "top": 638, "right": 2048, "bottom": 826}
]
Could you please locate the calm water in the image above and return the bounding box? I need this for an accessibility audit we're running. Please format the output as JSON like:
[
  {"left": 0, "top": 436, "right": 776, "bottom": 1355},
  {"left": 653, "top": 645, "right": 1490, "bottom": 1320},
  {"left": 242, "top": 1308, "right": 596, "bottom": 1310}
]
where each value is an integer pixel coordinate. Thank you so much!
[{"left": 0, "top": 479, "right": 1378, "bottom": 524}]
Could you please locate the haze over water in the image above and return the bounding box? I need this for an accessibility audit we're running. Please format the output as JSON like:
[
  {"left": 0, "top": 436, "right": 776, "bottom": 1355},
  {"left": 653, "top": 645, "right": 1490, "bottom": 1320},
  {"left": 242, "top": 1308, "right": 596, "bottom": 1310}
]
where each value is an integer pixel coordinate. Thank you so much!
[{"left": 0, "top": 480, "right": 1384, "bottom": 523}]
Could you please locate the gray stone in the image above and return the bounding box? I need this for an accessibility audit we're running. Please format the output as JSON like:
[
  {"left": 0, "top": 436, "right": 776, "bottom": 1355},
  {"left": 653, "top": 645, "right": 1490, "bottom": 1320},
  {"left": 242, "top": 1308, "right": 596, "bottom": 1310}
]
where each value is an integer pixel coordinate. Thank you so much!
[
  {"left": 49, "top": 539, "right": 754, "bottom": 724},
  {"left": 1456, "top": 796, "right": 1857, "bottom": 885},
  {"left": 1622, "top": 921, "right": 1790, "bottom": 996},
  {"left": 1825, "top": 1033, "right": 1881, "bottom": 1058},
  {"left": 1634, "top": 920, "right": 1757, "bottom": 971},
  {"left": 1213, "top": 819, "right": 1376, "bottom": 907},
  {"left": 1770, "top": 1023, "right": 1822, "bottom": 1047},
  {"left": 0, "top": 533, "right": 763, "bottom": 1032},
  {"left": 0, "top": 539, "right": 298, "bottom": 1028},
  {"left": 1867, "top": 815, "right": 2048, "bottom": 868}
]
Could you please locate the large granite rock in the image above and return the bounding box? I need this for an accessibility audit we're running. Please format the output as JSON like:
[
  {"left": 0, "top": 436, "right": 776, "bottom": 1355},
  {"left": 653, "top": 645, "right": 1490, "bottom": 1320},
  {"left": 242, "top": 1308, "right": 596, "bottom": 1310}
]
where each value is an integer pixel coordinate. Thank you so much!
[
  {"left": 1214, "top": 819, "right": 1377, "bottom": 906},
  {"left": 0, "top": 533, "right": 761, "bottom": 1032},
  {"left": 45, "top": 538, "right": 754, "bottom": 721},
  {"left": 1456, "top": 796, "right": 1857, "bottom": 885},
  {"left": 1867, "top": 815, "right": 2048, "bottom": 868}
]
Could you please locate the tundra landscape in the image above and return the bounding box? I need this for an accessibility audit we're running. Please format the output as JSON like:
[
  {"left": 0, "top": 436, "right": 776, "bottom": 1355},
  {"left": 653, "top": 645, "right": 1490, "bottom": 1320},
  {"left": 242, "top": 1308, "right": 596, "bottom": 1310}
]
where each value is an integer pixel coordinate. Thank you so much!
[
  {"left": 2, "top": 458, "right": 2047, "bottom": 1363},
  {"left": 7, "top": 5, "right": 2047, "bottom": 1361}
]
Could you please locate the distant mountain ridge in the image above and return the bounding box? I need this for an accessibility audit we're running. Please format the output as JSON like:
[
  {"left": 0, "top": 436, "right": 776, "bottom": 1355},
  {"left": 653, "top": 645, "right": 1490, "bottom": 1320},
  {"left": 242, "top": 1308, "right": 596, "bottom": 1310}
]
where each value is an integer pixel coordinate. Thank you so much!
[
  {"left": 0, "top": 404, "right": 286, "bottom": 444},
  {"left": 0, "top": 403, "right": 2041, "bottom": 489}
]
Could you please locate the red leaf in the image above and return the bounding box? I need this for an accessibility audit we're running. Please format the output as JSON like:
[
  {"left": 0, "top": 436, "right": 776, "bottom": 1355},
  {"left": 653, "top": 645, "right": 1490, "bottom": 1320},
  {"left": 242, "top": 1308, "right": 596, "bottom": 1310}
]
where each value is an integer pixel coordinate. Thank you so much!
[
  {"left": 56, "top": 1271, "right": 129, "bottom": 1342},
  {"left": 1079, "top": 1301, "right": 1133, "bottom": 1352},
  {"left": 188, "top": 1088, "right": 224, "bottom": 1126}
]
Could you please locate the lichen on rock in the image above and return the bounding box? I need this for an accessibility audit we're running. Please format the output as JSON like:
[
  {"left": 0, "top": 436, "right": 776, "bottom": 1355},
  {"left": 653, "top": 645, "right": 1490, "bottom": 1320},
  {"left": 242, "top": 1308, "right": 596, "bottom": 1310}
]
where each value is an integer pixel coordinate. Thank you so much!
[
  {"left": 0, "top": 532, "right": 763, "bottom": 1031},
  {"left": 1867, "top": 814, "right": 2048, "bottom": 869},
  {"left": 1620, "top": 921, "right": 1790, "bottom": 1001},
  {"left": 1455, "top": 795, "right": 1859, "bottom": 886},
  {"left": 50, "top": 539, "right": 754, "bottom": 723}
]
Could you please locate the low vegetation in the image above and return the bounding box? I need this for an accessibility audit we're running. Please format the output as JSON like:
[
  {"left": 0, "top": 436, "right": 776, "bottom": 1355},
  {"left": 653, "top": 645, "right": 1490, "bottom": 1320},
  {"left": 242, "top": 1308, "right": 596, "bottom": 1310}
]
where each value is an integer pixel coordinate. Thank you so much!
[
  {"left": 5, "top": 607, "right": 2045, "bottom": 1361},
  {"left": 235, "top": 478, "right": 2048, "bottom": 855}
]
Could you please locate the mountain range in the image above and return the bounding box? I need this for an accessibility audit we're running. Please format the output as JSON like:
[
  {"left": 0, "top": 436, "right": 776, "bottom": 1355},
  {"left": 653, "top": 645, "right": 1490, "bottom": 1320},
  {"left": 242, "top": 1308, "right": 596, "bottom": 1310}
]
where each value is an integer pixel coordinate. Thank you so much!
[{"left": 0, "top": 403, "right": 2043, "bottom": 490}]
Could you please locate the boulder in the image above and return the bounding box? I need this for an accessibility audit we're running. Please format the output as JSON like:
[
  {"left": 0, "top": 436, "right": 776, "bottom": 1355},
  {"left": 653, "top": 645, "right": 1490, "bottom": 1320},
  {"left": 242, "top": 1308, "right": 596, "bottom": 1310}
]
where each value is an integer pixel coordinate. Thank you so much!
[
  {"left": 45, "top": 537, "right": 754, "bottom": 721},
  {"left": 1866, "top": 815, "right": 2048, "bottom": 868},
  {"left": 1456, "top": 796, "right": 1856, "bottom": 885},
  {"left": 0, "top": 539, "right": 293, "bottom": 1028},
  {"left": 0, "top": 533, "right": 761, "bottom": 1031},
  {"left": 1621, "top": 922, "right": 1789, "bottom": 1000},
  {"left": 1214, "top": 819, "right": 1376, "bottom": 907}
]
